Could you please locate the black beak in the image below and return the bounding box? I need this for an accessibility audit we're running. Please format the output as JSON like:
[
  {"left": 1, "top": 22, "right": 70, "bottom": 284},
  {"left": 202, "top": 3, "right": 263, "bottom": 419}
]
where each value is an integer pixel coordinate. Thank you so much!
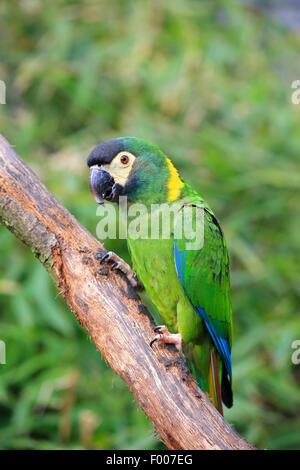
[
  {"left": 89, "top": 167, "right": 114, "bottom": 205},
  {"left": 89, "top": 167, "right": 124, "bottom": 204}
]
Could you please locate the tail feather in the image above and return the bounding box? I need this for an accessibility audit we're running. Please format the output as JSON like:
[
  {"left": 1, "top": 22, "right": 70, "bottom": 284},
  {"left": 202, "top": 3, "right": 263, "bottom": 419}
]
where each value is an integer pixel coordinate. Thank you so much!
[
  {"left": 208, "top": 349, "right": 223, "bottom": 416},
  {"left": 221, "top": 364, "right": 233, "bottom": 408},
  {"left": 186, "top": 343, "right": 233, "bottom": 413}
]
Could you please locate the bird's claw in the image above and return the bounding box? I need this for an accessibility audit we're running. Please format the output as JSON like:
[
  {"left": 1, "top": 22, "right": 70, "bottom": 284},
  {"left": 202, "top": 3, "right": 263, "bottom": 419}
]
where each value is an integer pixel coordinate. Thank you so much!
[
  {"left": 110, "top": 261, "right": 120, "bottom": 270},
  {"left": 100, "top": 251, "right": 137, "bottom": 287},
  {"left": 153, "top": 325, "right": 169, "bottom": 334},
  {"left": 150, "top": 335, "right": 161, "bottom": 348},
  {"left": 150, "top": 325, "right": 182, "bottom": 352},
  {"left": 100, "top": 253, "right": 110, "bottom": 264}
]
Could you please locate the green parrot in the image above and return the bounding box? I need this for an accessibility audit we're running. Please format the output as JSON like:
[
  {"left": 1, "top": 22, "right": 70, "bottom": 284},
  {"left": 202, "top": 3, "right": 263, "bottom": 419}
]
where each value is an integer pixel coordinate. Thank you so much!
[{"left": 87, "top": 137, "right": 233, "bottom": 414}]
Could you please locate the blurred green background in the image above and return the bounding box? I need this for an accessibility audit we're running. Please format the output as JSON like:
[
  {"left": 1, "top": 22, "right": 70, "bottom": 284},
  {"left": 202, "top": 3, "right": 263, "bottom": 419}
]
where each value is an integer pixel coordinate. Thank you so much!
[{"left": 0, "top": 0, "right": 300, "bottom": 450}]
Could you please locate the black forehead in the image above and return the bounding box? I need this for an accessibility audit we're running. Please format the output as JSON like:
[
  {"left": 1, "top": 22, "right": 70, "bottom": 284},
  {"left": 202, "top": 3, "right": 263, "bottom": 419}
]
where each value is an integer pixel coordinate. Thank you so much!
[{"left": 87, "top": 139, "right": 124, "bottom": 167}]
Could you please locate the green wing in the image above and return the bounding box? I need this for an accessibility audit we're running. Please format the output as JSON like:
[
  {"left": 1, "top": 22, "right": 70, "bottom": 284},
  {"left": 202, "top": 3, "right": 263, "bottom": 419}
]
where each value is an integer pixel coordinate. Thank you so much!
[{"left": 174, "top": 203, "right": 233, "bottom": 383}]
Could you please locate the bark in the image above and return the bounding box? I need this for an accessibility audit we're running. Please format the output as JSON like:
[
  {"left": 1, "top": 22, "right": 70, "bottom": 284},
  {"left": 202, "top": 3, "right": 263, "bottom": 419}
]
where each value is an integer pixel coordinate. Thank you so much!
[{"left": 0, "top": 134, "right": 255, "bottom": 450}]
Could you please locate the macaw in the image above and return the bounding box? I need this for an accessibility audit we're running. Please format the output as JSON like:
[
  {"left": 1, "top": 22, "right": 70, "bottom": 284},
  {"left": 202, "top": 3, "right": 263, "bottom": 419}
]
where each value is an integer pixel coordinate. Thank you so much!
[{"left": 87, "top": 137, "right": 233, "bottom": 414}]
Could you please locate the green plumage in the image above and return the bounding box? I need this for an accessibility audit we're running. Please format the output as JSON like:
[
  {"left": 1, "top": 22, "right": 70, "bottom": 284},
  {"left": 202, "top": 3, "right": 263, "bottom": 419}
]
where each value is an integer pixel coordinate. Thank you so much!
[
  {"left": 89, "top": 136, "right": 233, "bottom": 412},
  {"left": 122, "top": 137, "right": 233, "bottom": 411}
]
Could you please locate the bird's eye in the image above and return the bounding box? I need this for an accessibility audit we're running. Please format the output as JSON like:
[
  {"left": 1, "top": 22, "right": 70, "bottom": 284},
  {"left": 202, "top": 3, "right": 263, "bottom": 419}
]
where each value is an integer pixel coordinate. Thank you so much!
[{"left": 120, "top": 155, "right": 129, "bottom": 165}]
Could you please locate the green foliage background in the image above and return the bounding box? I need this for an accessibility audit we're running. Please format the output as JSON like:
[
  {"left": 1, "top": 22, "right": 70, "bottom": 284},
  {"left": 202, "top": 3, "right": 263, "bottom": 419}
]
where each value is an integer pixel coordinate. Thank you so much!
[{"left": 0, "top": 0, "right": 300, "bottom": 450}]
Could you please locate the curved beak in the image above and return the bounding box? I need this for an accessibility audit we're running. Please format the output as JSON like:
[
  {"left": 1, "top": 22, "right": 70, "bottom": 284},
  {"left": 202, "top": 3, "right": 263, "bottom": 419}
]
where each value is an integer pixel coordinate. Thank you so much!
[{"left": 89, "top": 167, "right": 115, "bottom": 205}]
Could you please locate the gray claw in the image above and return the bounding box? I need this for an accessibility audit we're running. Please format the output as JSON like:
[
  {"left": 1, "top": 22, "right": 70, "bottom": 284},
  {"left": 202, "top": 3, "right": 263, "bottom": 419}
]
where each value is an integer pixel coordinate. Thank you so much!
[
  {"left": 100, "top": 253, "right": 110, "bottom": 264},
  {"left": 153, "top": 326, "right": 163, "bottom": 333},
  {"left": 150, "top": 335, "right": 160, "bottom": 348}
]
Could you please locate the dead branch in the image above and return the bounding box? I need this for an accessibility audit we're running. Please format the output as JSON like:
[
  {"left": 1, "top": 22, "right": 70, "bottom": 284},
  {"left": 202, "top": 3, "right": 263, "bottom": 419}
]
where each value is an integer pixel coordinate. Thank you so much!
[{"left": 0, "top": 134, "right": 255, "bottom": 450}]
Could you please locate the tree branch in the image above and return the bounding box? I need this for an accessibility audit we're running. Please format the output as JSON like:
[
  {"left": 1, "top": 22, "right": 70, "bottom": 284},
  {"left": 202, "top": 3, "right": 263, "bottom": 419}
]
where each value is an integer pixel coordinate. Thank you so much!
[{"left": 0, "top": 134, "right": 255, "bottom": 450}]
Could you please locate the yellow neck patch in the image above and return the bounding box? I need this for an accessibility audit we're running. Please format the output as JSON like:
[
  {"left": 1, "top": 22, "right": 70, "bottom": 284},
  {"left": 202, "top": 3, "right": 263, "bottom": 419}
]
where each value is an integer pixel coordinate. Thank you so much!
[{"left": 166, "top": 158, "right": 184, "bottom": 201}]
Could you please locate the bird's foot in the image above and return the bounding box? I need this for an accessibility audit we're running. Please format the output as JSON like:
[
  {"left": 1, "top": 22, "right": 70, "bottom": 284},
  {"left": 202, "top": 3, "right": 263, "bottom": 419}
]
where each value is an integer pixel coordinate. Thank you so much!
[
  {"left": 150, "top": 325, "right": 182, "bottom": 353},
  {"left": 100, "top": 251, "right": 138, "bottom": 287}
]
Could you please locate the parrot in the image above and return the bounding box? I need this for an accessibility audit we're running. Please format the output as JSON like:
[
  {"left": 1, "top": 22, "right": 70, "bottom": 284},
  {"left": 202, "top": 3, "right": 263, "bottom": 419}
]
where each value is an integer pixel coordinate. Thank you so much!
[{"left": 87, "top": 137, "right": 233, "bottom": 414}]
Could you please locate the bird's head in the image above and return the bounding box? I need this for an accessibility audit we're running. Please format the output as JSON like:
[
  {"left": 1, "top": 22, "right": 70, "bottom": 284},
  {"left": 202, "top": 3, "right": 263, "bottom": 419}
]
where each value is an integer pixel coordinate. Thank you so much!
[{"left": 87, "top": 137, "right": 184, "bottom": 205}]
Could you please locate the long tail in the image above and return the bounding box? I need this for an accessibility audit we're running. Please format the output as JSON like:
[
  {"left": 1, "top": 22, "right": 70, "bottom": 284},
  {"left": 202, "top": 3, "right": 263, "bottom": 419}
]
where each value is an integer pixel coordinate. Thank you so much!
[{"left": 208, "top": 349, "right": 223, "bottom": 416}]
